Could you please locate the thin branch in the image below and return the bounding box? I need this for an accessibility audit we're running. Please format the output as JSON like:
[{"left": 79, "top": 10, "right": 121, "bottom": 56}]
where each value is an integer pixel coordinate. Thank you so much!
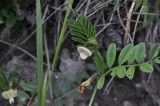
[{"left": 124, "top": 0, "right": 136, "bottom": 45}]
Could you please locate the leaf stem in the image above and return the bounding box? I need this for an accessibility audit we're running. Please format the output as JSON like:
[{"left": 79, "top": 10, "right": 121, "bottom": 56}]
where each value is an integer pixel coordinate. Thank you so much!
[
  {"left": 88, "top": 86, "right": 97, "bottom": 106},
  {"left": 104, "top": 56, "right": 160, "bottom": 76}
]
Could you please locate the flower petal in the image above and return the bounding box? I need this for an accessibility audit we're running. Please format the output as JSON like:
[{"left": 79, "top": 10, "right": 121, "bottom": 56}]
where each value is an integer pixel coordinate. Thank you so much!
[
  {"left": 2, "top": 89, "right": 17, "bottom": 100},
  {"left": 77, "top": 46, "right": 92, "bottom": 60},
  {"left": 9, "top": 98, "right": 14, "bottom": 104}
]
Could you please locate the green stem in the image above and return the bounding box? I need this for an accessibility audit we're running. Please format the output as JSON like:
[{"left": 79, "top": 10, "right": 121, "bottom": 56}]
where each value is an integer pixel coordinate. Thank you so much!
[
  {"left": 103, "top": 56, "right": 160, "bottom": 76},
  {"left": 51, "top": 8, "right": 70, "bottom": 71},
  {"left": 47, "top": 0, "right": 73, "bottom": 92},
  {"left": 88, "top": 86, "right": 97, "bottom": 106},
  {"left": 36, "top": 0, "right": 43, "bottom": 105}
]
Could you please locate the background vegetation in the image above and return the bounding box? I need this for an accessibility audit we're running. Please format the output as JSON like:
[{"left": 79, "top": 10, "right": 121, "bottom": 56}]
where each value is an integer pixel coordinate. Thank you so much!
[{"left": 0, "top": 0, "right": 160, "bottom": 106}]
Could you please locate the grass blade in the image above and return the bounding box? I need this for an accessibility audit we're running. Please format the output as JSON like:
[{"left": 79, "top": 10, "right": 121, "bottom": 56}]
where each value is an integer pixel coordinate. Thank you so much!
[{"left": 36, "top": 0, "right": 44, "bottom": 105}]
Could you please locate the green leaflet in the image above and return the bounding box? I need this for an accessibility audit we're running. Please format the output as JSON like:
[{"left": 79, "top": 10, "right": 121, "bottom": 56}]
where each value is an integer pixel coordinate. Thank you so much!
[
  {"left": 126, "top": 66, "right": 135, "bottom": 80},
  {"left": 154, "top": 58, "right": 160, "bottom": 64},
  {"left": 140, "top": 62, "right": 153, "bottom": 73},
  {"left": 111, "top": 66, "right": 126, "bottom": 78},
  {"left": 128, "top": 47, "right": 135, "bottom": 64},
  {"left": 135, "top": 43, "right": 145, "bottom": 63},
  {"left": 21, "top": 82, "right": 37, "bottom": 93},
  {"left": 97, "top": 76, "right": 105, "bottom": 89},
  {"left": 17, "top": 91, "right": 30, "bottom": 99},
  {"left": 106, "top": 43, "right": 116, "bottom": 68},
  {"left": 117, "top": 66, "right": 126, "bottom": 78},
  {"left": 111, "top": 69, "right": 117, "bottom": 77},
  {"left": 149, "top": 43, "right": 160, "bottom": 59},
  {"left": 93, "top": 50, "right": 105, "bottom": 74},
  {"left": 118, "top": 43, "right": 133, "bottom": 65},
  {"left": 71, "top": 37, "right": 86, "bottom": 44}
]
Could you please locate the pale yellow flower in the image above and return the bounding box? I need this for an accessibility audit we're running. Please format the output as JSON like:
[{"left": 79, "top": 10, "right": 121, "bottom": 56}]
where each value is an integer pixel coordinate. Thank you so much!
[
  {"left": 77, "top": 46, "right": 92, "bottom": 60},
  {"left": 2, "top": 89, "right": 17, "bottom": 104}
]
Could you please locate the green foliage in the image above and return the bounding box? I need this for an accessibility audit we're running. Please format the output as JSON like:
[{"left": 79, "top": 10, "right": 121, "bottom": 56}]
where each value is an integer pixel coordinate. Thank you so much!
[
  {"left": 73, "top": 90, "right": 83, "bottom": 99},
  {"left": 111, "top": 69, "right": 117, "bottom": 77},
  {"left": 106, "top": 43, "right": 116, "bottom": 68},
  {"left": 117, "top": 66, "right": 126, "bottom": 78},
  {"left": 17, "top": 91, "right": 30, "bottom": 99},
  {"left": 126, "top": 66, "right": 135, "bottom": 80},
  {"left": 134, "top": 0, "right": 142, "bottom": 12},
  {"left": 0, "top": 15, "right": 3, "bottom": 24},
  {"left": 140, "top": 62, "right": 153, "bottom": 73},
  {"left": 68, "top": 10, "right": 160, "bottom": 106},
  {"left": 135, "top": 43, "right": 145, "bottom": 63},
  {"left": 96, "top": 43, "right": 159, "bottom": 88},
  {"left": 0, "top": 71, "right": 9, "bottom": 91},
  {"left": 97, "top": 76, "right": 105, "bottom": 89},
  {"left": 63, "top": 78, "right": 72, "bottom": 91},
  {"left": 93, "top": 50, "right": 105, "bottom": 74},
  {"left": 127, "top": 47, "right": 136, "bottom": 64},
  {"left": 149, "top": 43, "right": 160, "bottom": 59},
  {"left": 55, "top": 100, "right": 63, "bottom": 106},
  {"left": 154, "top": 58, "right": 160, "bottom": 64},
  {"left": 75, "top": 71, "right": 89, "bottom": 84},
  {"left": 53, "top": 83, "right": 61, "bottom": 97},
  {"left": 1, "top": 9, "right": 16, "bottom": 28},
  {"left": 142, "top": 0, "right": 150, "bottom": 27},
  {"left": 69, "top": 13, "right": 97, "bottom": 46},
  {"left": 10, "top": 78, "right": 18, "bottom": 89},
  {"left": 118, "top": 44, "right": 133, "bottom": 65},
  {"left": 21, "top": 82, "right": 37, "bottom": 93}
]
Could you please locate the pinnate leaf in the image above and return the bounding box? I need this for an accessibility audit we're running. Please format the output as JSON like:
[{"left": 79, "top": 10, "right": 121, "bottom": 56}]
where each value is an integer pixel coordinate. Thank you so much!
[{"left": 69, "top": 13, "right": 97, "bottom": 45}]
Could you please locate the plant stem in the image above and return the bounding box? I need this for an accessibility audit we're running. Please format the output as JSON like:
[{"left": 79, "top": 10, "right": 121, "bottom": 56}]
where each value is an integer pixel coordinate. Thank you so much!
[
  {"left": 88, "top": 86, "right": 97, "bottom": 106},
  {"left": 51, "top": 9, "right": 70, "bottom": 71},
  {"left": 103, "top": 56, "right": 160, "bottom": 76},
  {"left": 36, "top": 0, "right": 43, "bottom": 105},
  {"left": 47, "top": 0, "right": 73, "bottom": 93}
]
